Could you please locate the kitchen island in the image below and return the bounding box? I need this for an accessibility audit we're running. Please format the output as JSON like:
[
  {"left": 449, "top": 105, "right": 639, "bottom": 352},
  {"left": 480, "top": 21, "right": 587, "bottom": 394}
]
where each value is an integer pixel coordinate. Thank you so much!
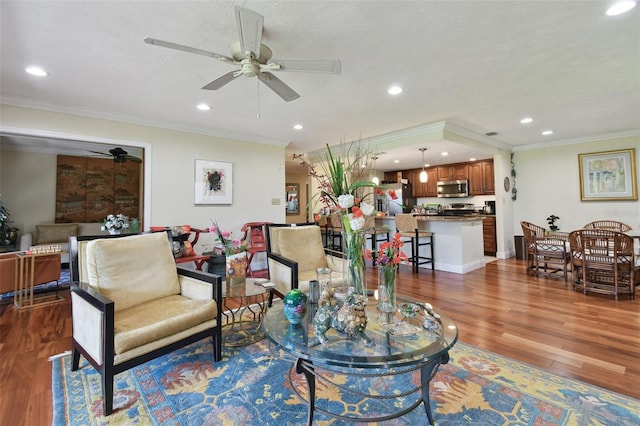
[{"left": 375, "top": 215, "right": 486, "bottom": 274}]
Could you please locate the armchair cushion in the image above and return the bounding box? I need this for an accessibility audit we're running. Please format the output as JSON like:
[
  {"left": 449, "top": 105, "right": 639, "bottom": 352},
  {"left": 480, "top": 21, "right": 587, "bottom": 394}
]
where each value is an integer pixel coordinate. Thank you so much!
[
  {"left": 273, "top": 226, "right": 327, "bottom": 272},
  {"left": 86, "top": 232, "right": 180, "bottom": 311},
  {"left": 114, "top": 294, "right": 217, "bottom": 354}
]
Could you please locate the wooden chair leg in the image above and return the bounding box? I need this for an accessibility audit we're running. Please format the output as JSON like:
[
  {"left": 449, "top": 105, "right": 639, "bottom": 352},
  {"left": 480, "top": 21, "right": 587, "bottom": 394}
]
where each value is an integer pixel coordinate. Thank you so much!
[
  {"left": 71, "top": 346, "right": 81, "bottom": 371},
  {"left": 103, "top": 371, "right": 114, "bottom": 415}
]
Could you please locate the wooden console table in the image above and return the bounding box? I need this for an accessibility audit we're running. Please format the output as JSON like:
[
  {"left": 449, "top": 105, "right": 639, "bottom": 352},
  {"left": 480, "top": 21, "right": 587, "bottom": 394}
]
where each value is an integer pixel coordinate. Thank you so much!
[{"left": 14, "top": 251, "right": 64, "bottom": 309}]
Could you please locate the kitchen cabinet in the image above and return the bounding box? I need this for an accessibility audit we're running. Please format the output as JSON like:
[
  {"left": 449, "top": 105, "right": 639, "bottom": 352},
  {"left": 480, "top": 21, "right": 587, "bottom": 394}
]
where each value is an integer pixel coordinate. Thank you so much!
[
  {"left": 383, "top": 171, "right": 403, "bottom": 183},
  {"left": 425, "top": 169, "right": 438, "bottom": 196},
  {"left": 469, "top": 160, "right": 495, "bottom": 195},
  {"left": 408, "top": 168, "right": 438, "bottom": 198},
  {"left": 482, "top": 216, "right": 496, "bottom": 256},
  {"left": 437, "top": 164, "right": 468, "bottom": 181}
]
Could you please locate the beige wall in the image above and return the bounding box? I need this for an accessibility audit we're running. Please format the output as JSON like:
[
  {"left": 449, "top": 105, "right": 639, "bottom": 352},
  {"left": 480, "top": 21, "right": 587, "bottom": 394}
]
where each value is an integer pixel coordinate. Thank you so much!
[
  {"left": 509, "top": 135, "right": 640, "bottom": 255},
  {"left": 0, "top": 104, "right": 287, "bottom": 257}
]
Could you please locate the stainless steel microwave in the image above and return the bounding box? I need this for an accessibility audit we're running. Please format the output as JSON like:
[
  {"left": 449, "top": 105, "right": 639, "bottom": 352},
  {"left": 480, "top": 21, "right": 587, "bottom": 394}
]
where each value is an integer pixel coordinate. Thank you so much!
[{"left": 437, "top": 180, "right": 469, "bottom": 198}]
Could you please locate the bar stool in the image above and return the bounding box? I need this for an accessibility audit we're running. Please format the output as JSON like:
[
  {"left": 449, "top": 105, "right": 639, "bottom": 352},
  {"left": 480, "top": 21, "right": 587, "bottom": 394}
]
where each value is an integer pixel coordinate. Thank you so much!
[
  {"left": 364, "top": 216, "right": 390, "bottom": 266},
  {"left": 394, "top": 213, "right": 434, "bottom": 273}
]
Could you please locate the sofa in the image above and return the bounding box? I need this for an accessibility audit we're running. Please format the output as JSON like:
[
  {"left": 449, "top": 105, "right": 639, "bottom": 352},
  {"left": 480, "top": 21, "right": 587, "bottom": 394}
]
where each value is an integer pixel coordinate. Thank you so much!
[
  {"left": 0, "top": 251, "right": 61, "bottom": 294},
  {"left": 19, "top": 223, "right": 107, "bottom": 264}
]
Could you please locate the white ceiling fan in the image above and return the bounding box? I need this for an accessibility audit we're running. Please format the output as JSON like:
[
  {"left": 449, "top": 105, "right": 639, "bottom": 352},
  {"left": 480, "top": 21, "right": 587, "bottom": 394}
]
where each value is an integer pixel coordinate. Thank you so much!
[{"left": 144, "top": 6, "right": 341, "bottom": 102}]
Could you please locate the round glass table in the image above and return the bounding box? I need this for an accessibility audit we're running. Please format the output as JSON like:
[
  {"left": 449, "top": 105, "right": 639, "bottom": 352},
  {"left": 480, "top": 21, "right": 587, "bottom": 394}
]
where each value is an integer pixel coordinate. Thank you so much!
[{"left": 262, "top": 296, "right": 458, "bottom": 425}]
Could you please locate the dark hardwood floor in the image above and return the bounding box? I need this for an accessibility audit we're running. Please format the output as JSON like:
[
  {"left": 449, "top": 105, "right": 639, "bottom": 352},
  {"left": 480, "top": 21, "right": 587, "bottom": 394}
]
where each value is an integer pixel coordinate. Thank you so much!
[{"left": 0, "top": 258, "right": 638, "bottom": 425}]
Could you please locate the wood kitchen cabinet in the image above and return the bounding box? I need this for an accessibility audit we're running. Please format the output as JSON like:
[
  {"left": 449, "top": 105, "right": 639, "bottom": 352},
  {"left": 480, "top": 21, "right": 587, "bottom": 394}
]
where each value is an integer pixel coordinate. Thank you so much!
[
  {"left": 383, "top": 171, "right": 403, "bottom": 183},
  {"left": 407, "top": 168, "right": 438, "bottom": 197},
  {"left": 469, "top": 160, "right": 495, "bottom": 195},
  {"left": 482, "top": 216, "right": 497, "bottom": 256},
  {"left": 436, "top": 164, "right": 469, "bottom": 181}
]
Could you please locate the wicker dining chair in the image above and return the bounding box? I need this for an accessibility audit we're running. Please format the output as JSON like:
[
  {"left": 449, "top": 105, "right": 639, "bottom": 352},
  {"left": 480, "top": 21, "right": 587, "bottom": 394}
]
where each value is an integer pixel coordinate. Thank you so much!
[
  {"left": 583, "top": 220, "right": 633, "bottom": 233},
  {"left": 520, "top": 221, "right": 570, "bottom": 281}
]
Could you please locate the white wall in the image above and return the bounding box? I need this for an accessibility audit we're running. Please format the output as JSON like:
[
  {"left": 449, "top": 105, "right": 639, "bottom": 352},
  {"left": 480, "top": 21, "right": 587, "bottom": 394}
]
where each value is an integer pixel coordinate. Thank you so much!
[
  {"left": 0, "top": 104, "right": 288, "bottom": 261},
  {"left": 512, "top": 135, "right": 640, "bottom": 238}
]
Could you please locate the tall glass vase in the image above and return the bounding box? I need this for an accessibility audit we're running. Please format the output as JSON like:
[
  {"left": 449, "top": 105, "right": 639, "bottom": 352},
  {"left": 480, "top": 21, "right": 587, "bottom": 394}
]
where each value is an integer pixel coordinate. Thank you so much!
[
  {"left": 377, "top": 265, "right": 397, "bottom": 312},
  {"left": 342, "top": 230, "right": 367, "bottom": 302}
]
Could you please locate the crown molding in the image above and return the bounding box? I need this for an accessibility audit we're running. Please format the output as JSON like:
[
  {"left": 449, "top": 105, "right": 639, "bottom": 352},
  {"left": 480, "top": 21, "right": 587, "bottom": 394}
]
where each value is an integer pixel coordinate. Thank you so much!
[
  {"left": 1, "top": 97, "right": 289, "bottom": 148},
  {"left": 512, "top": 129, "right": 640, "bottom": 152}
]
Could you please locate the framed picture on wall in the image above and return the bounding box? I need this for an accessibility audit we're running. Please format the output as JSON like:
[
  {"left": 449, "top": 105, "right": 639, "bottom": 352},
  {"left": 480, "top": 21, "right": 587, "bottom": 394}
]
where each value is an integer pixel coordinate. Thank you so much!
[
  {"left": 578, "top": 148, "right": 637, "bottom": 201},
  {"left": 285, "top": 183, "right": 299, "bottom": 215},
  {"left": 195, "top": 160, "right": 233, "bottom": 205}
]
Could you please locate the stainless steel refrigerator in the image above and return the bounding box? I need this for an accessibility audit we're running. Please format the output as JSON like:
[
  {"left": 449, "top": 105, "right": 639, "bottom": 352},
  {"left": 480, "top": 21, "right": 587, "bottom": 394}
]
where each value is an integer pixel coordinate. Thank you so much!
[{"left": 374, "top": 183, "right": 415, "bottom": 215}]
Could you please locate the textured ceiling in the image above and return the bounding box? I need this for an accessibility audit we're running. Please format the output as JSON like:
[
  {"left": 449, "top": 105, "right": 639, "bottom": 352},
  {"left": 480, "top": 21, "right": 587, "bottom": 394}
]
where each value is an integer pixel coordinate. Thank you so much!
[{"left": 1, "top": 1, "right": 639, "bottom": 171}]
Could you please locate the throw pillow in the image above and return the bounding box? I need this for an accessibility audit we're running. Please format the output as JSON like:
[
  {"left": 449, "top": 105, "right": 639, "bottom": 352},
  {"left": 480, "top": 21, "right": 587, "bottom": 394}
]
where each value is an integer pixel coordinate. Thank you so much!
[{"left": 36, "top": 223, "right": 79, "bottom": 245}]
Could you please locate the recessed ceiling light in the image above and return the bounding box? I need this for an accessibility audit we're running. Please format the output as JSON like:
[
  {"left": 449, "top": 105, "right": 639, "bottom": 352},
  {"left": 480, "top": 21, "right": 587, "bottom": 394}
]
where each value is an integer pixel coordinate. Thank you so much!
[
  {"left": 542, "top": 130, "right": 554, "bottom": 135},
  {"left": 520, "top": 117, "right": 533, "bottom": 124},
  {"left": 25, "top": 66, "right": 48, "bottom": 77},
  {"left": 469, "top": 158, "right": 476, "bottom": 161},
  {"left": 293, "top": 124, "right": 303, "bottom": 130},
  {"left": 394, "top": 159, "right": 400, "bottom": 163},
  {"left": 388, "top": 86, "right": 403, "bottom": 95},
  {"left": 196, "top": 103, "right": 211, "bottom": 111},
  {"left": 441, "top": 152, "right": 449, "bottom": 156},
  {"left": 606, "top": 0, "right": 636, "bottom": 16}
]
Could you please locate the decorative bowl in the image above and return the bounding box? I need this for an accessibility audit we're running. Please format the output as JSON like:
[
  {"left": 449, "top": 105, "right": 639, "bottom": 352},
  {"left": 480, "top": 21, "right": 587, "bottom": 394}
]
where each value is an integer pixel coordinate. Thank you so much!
[{"left": 399, "top": 303, "right": 421, "bottom": 318}]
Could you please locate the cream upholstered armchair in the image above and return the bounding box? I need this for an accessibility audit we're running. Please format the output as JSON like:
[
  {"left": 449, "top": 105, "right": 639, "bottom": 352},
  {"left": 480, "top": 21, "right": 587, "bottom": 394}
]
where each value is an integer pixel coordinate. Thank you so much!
[
  {"left": 69, "top": 232, "right": 223, "bottom": 416},
  {"left": 266, "top": 223, "right": 347, "bottom": 296}
]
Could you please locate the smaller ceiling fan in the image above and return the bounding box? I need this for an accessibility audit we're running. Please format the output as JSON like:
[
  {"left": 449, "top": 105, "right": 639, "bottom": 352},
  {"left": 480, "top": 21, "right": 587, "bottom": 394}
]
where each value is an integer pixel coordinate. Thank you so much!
[
  {"left": 88, "top": 147, "right": 142, "bottom": 163},
  {"left": 144, "top": 6, "right": 341, "bottom": 101}
]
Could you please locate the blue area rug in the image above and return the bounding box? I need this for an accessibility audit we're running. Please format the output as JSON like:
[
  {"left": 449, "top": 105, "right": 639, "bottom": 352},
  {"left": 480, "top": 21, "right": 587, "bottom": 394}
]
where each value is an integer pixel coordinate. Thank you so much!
[
  {"left": 51, "top": 338, "right": 640, "bottom": 425},
  {"left": 0, "top": 268, "right": 70, "bottom": 301}
]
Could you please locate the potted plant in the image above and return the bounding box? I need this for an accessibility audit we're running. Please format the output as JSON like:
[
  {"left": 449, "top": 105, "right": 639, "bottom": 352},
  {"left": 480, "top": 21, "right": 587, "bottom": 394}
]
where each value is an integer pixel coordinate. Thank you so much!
[
  {"left": 0, "top": 199, "right": 19, "bottom": 246},
  {"left": 546, "top": 214, "right": 560, "bottom": 231}
]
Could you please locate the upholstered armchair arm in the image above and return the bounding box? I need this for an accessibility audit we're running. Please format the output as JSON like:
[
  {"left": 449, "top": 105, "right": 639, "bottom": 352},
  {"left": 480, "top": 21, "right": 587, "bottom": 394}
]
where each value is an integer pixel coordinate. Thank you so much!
[
  {"left": 267, "top": 252, "right": 298, "bottom": 290},
  {"left": 177, "top": 267, "right": 222, "bottom": 300},
  {"left": 70, "top": 282, "right": 115, "bottom": 367}
]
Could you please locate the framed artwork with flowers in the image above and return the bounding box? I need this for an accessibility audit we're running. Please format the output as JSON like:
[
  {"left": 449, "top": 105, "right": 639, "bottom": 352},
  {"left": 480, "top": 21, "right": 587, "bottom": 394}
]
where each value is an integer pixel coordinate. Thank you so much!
[
  {"left": 194, "top": 159, "right": 233, "bottom": 205},
  {"left": 578, "top": 148, "right": 637, "bottom": 201}
]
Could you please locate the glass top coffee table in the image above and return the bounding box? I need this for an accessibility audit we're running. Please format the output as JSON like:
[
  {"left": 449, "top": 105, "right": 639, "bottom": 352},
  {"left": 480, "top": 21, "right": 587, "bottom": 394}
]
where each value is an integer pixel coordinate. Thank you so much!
[{"left": 262, "top": 296, "right": 458, "bottom": 425}]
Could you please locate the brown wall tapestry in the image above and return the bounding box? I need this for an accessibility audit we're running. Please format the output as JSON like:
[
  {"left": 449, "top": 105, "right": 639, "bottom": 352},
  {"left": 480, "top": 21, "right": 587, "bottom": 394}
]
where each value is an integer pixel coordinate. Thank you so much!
[{"left": 56, "top": 155, "right": 140, "bottom": 223}]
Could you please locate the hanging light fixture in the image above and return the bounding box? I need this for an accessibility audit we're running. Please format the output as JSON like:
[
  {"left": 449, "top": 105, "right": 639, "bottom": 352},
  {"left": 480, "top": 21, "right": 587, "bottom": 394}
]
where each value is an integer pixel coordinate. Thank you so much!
[
  {"left": 419, "top": 148, "right": 428, "bottom": 183},
  {"left": 371, "top": 156, "right": 380, "bottom": 185}
]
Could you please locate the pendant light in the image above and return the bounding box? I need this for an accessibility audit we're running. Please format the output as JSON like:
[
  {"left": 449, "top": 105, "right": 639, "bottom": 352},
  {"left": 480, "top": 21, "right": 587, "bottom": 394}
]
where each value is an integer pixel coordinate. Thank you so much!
[
  {"left": 419, "top": 148, "right": 428, "bottom": 183},
  {"left": 371, "top": 156, "right": 380, "bottom": 185}
]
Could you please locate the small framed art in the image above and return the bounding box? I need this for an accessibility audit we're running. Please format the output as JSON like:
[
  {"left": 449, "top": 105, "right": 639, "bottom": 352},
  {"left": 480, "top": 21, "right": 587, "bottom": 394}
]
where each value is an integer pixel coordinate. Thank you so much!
[{"left": 195, "top": 159, "right": 233, "bottom": 205}]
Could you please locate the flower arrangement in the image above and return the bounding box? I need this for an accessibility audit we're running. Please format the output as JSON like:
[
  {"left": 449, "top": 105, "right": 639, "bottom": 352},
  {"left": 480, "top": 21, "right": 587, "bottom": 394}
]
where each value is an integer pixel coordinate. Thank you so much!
[
  {"left": 294, "top": 142, "right": 376, "bottom": 232},
  {"left": 101, "top": 213, "right": 129, "bottom": 233},
  {"left": 295, "top": 141, "right": 378, "bottom": 302},
  {"left": 367, "top": 232, "right": 407, "bottom": 312},
  {"left": 209, "top": 220, "right": 246, "bottom": 255},
  {"left": 365, "top": 233, "right": 408, "bottom": 268}
]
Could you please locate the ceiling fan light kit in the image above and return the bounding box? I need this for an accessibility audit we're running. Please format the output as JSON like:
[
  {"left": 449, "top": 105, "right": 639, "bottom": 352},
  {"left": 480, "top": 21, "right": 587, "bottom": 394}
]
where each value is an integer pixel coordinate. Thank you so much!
[{"left": 144, "top": 6, "right": 341, "bottom": 102}]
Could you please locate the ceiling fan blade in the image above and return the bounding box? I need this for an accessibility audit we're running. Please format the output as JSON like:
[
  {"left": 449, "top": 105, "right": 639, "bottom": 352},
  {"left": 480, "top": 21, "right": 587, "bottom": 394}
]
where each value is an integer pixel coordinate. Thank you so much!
[
  {"left": 234, "top": 6, "right": 264, "bottom": 58},
  {"left": 201, "top": 71, "right": 241, "bottom": 90},
  {"left": 123, "top": 155, "right": 142, "bottom": 163},
  {"left": 270, "top": 59, "right": 342, "bottom": 74},
  {"left": 144, "top": 37, "right": 234, "bottom": 62},
  {"left": 87, "top": 150, "right": 110, "bottom": 157},
  {"left": 258, "top": 72, "right": 300, "bottom": 102}
]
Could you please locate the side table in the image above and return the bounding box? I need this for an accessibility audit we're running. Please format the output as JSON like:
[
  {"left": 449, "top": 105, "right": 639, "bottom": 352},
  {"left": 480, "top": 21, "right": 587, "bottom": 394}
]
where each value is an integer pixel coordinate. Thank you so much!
[
  {"left": 14, "top": 251, "right": 64, "bottom": 309},
  {"left": 221, "top": 278, "right": 285, "bottom": 347}
]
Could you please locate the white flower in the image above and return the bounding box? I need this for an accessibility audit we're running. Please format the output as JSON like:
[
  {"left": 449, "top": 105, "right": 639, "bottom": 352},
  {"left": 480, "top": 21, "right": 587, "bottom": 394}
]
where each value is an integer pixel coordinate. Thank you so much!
[
  {"left": 349, "top": 215, "right": 366, "bottom": 231},
  {"left": 337, "top": 194, "right": 354, "bottom": 209},
  {"left": 359, "top": 201, "right": 375, "bottom": 216}
]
